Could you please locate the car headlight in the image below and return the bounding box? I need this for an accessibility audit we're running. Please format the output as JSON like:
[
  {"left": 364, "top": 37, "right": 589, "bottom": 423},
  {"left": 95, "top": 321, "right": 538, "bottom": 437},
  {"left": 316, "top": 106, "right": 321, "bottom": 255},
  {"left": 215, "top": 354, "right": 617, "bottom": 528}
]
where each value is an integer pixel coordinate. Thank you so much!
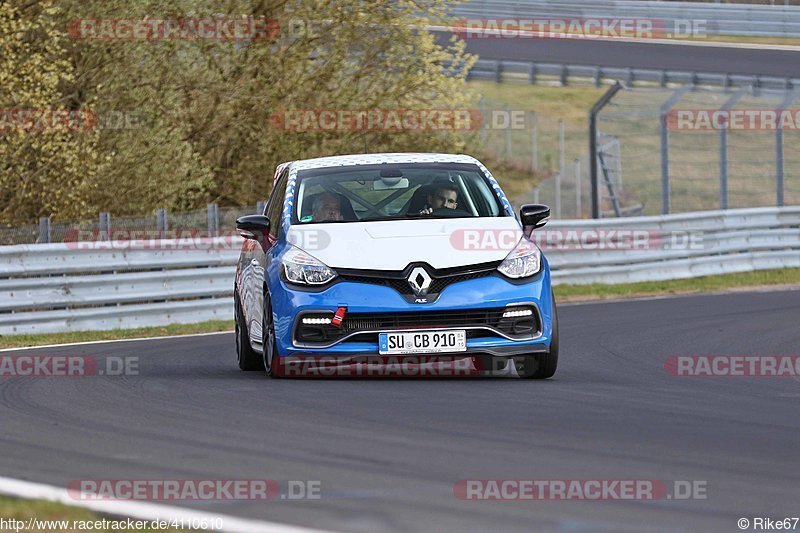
[
  {"left": 282, "top": 246, "right": 337, "bottom": 285},
  {"left": 497, "top": 238, "right": 541, "bottom": 279}
]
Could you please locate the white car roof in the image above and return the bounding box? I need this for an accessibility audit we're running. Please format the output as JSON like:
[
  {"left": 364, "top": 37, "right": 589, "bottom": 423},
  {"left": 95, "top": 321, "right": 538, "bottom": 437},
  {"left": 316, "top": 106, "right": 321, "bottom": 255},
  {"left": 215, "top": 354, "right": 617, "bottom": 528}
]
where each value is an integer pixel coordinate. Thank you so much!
[{"left": 289, "top": 153, "right": 482, "bottom": 172}]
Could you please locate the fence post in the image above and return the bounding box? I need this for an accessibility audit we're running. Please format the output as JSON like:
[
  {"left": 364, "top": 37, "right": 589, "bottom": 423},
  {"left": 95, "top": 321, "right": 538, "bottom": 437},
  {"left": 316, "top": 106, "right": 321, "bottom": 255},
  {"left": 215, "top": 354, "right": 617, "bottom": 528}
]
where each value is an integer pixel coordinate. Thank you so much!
[
  {"left": 530, "top": 111, "right": 538, "bottom": 173},
  {"left": 504, "top": 105, "right": 512, "bottom": 160},
  {"left": 776, "top": 112, "right": 786, "bottom": 208},
  {"left": 38, "top": 216, "right": 51, "bottom": 244},
  {"left": 555, "top": 119, "right": 565, "bottom": 219},
  {"left": 719, "top": 85, "right": 750, "bottom": 210},
  {"left": 776, "top": 89, "right": 798, "bottom": 207},
  {"left": 207, "top": 203, "right": 219, "bottom": 237},
  {"left": 589, "top": 82, "right": 624, "bottom": 219},
  {"left": 658, "top": 85, "right": 693, "bottom": 215},
  {"left": 156, "top": 208, "right": 168, "bottom": 237},
  {"left": 99, "top": 212, "right": 111, "bottom": 240},
  {"left": 574, "top": 158, "right": 582, "bottom": 218}
]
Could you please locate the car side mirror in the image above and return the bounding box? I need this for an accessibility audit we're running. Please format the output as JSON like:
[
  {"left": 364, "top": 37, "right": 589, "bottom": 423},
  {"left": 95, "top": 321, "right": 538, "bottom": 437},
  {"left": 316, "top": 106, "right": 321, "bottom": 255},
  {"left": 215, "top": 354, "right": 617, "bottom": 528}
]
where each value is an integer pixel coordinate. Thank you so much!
[
  {"left": 236, "top": 215, "right": 270, "bottom": 240},
  {"left": 520, "top": 204, "right": 550, "bottom": 237}
]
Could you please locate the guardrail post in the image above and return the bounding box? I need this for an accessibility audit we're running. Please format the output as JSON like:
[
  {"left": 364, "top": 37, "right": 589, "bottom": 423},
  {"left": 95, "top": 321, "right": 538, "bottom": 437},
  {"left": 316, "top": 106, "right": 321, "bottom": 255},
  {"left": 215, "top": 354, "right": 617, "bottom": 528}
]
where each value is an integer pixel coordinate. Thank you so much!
[
  {"left": 494, "top": 60, "right": 502, "bottom": 83},
  {"left": 589, "top": 82, "right": 623, "bottom": 219},
  {"left": 156, "top": 208, "right": 168, "bottom": 237},
  {"left": 38, "top": 216, "right": 51, "bottom": 244},
  {"left": 719, "top": 85, "right": 750, "bottom": 210},
  {"left": 658, "top": 85, "right": 693, "bottom": 215},
  {"left": 256, "top": 200, "right": 266, "bottom": 214},
  {"left": 99, "top": 212, "right": 111, "bottom": 240},
  {"left": 528, "top": 63, "right": 537, "bottom": 85},
  {"left": 776, "top": 90, "right": 798, "bottom": 207},
  {"left": 207, "top": 203, "right": 219, "bottom": 237},
  {"left": 559, "top": 65, "right": 567, "bottom": 86}
]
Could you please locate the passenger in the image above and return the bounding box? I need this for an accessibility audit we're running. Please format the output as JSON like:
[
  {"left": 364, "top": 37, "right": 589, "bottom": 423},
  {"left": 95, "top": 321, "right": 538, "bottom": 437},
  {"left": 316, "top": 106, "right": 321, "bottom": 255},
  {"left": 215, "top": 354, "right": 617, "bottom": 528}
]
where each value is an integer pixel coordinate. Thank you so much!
[
  {"left": 312, "top": 192, "right": 342, "bottom": 222},
  {"left": 419, "top": 183, "right": 458, "bottom": 214}
]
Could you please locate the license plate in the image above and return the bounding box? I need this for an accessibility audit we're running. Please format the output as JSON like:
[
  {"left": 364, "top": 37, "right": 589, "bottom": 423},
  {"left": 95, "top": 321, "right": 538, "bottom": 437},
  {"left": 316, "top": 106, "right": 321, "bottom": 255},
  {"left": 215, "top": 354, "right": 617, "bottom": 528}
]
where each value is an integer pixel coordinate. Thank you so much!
[{"left": 379, "top": 330, "right": 467, "bottom": 355}]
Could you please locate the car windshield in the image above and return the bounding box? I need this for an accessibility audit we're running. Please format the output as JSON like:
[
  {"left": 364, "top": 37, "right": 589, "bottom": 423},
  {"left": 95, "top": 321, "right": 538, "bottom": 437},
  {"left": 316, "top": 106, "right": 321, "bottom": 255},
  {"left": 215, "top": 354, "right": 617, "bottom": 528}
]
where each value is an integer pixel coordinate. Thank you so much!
[{"left": 293, "top": 163, "right": 506, "bottom": 224}]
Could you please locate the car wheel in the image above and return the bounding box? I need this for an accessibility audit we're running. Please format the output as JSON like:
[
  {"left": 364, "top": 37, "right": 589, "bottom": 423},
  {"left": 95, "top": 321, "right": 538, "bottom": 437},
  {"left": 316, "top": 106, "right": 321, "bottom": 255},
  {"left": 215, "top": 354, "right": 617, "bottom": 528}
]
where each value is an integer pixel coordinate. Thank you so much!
[
  {"left": 235, "top": 295, "right": 265, "bottom": 371},
  {"left": 262, "top": 294, "right": 283, "bottom": 378},
  {"left": 518, "top": 294, "right": 559, "bottom": 380}
]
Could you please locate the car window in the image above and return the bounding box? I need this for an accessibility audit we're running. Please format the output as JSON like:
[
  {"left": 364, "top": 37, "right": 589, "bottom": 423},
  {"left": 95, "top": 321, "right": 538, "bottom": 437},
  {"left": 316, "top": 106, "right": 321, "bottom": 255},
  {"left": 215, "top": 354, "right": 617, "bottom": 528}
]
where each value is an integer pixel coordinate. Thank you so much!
[
  {"left": 293, "top": 163, "right": 505, "bottom": 224},
  {"left": 266, "top": 169, "right": 288, "bottom": 238}
]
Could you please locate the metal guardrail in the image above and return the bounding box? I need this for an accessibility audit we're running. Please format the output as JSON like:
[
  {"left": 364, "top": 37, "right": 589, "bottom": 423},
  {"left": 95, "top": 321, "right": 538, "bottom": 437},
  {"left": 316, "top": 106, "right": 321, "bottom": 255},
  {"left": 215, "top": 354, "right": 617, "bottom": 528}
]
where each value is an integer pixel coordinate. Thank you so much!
[
  {"left": 468, "top": 59, "right": 800, "bottom": 90},
  {"left": 0, "top": 239, "right": 241, "bottom": 335},
  {"left": 0, "top": 207, "right": 797, "bottom": 335},
  {"left": 452, "top": 0, "right": 800, "bottom": 38},
  {"left": 547, "top": 206, "right": 800, "bottom": 284}
]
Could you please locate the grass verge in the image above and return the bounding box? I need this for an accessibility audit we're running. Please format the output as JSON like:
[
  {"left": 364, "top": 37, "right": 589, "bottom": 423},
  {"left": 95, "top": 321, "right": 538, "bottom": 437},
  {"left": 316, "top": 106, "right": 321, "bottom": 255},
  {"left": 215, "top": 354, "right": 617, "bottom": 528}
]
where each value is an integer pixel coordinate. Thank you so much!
[
  {"left": 0, "top": 320, "right": 233, "bottom": 350},
  {"left": 556, "top": 268, "right": 800, "bottom": 302},
  {"left": 668, "top": 34, "right": 800, "bottom": 47},
  {"left": 467, "top": 80, "right": 603, "bottom": 202},
  {"left": 0, "top": 496, "right": 183, "bottom": 532}
]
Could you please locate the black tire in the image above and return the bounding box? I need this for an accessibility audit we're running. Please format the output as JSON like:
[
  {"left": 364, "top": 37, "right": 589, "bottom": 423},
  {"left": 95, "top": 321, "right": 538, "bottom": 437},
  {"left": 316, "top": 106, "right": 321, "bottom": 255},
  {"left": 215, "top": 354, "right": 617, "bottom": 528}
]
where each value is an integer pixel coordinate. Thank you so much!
[
  {"left": 262, "top": 294, "right": 282, "bottom": 378},
  {"left": 235, "top": 295, "right": 265, "bottom": 371},
  {"left": 518, "top": 295, "right": 559, "bottom": 379}
]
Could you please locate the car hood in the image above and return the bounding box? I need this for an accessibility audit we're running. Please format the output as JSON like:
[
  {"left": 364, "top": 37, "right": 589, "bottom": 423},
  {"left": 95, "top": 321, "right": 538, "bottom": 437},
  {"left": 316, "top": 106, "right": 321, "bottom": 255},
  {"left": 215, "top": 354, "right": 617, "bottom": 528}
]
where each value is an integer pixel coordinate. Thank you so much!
[{"left": 285, "top": 217, "right": 524, "bottom": 270}]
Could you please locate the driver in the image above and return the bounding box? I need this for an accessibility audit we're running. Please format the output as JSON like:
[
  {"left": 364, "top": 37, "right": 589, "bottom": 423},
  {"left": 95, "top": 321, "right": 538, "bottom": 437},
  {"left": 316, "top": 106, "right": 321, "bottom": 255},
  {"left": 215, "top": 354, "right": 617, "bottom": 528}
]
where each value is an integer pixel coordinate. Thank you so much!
[
  {"left": 419, "top": 183, "right": 458, "bottom": 214},
  {"left": 311, "top": 192, "right": 342, "bottom": 222}
]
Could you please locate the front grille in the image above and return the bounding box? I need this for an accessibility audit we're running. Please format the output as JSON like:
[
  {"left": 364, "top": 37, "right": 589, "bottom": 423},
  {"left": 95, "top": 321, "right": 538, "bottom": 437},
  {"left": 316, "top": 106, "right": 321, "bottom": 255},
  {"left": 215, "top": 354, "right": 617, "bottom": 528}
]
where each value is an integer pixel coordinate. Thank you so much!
[
  {"left": 336, "top": 262, "right": 500, "bottom": 299},
  {"left": 294, "top": 307, "right": 540, "bottom": 346}
]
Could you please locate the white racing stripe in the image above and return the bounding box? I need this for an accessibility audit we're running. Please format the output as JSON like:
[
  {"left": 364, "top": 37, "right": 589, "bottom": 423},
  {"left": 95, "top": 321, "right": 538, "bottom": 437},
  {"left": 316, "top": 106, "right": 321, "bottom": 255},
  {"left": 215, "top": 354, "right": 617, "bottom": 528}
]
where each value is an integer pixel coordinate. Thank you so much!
[
  {"left": 0, "top": 331, "right": 233, "bottom": 353},
  {"left": 0, "top": 476, "right": 332, "bottom": 533}
]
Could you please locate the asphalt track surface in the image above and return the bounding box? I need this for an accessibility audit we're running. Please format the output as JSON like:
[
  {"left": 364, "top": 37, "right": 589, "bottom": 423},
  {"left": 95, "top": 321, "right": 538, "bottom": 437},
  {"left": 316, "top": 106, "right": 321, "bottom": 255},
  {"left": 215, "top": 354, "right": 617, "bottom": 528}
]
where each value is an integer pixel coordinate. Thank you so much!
[
  {"left": 1, "top": 290, "right": 799, "bottom": 532},
  {"left": 434, "top": 31, "right": 800, "bottom": 78}
]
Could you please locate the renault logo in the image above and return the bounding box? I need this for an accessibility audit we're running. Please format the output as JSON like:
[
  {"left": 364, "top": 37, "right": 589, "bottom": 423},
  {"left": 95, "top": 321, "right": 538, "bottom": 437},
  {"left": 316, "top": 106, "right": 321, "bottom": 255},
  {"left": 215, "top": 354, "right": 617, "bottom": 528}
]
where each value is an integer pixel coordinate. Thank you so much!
[{"left": 407, "top": 266, "right": 432, "bottom": 296}]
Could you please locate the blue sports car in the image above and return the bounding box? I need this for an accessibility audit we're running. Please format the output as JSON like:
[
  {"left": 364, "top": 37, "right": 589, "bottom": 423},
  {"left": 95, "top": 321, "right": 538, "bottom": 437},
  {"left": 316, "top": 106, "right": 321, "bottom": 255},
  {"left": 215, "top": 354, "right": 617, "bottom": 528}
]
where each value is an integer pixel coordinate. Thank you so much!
[{"left": 234, "top": 153, "right": 557, "bottom": 378}]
